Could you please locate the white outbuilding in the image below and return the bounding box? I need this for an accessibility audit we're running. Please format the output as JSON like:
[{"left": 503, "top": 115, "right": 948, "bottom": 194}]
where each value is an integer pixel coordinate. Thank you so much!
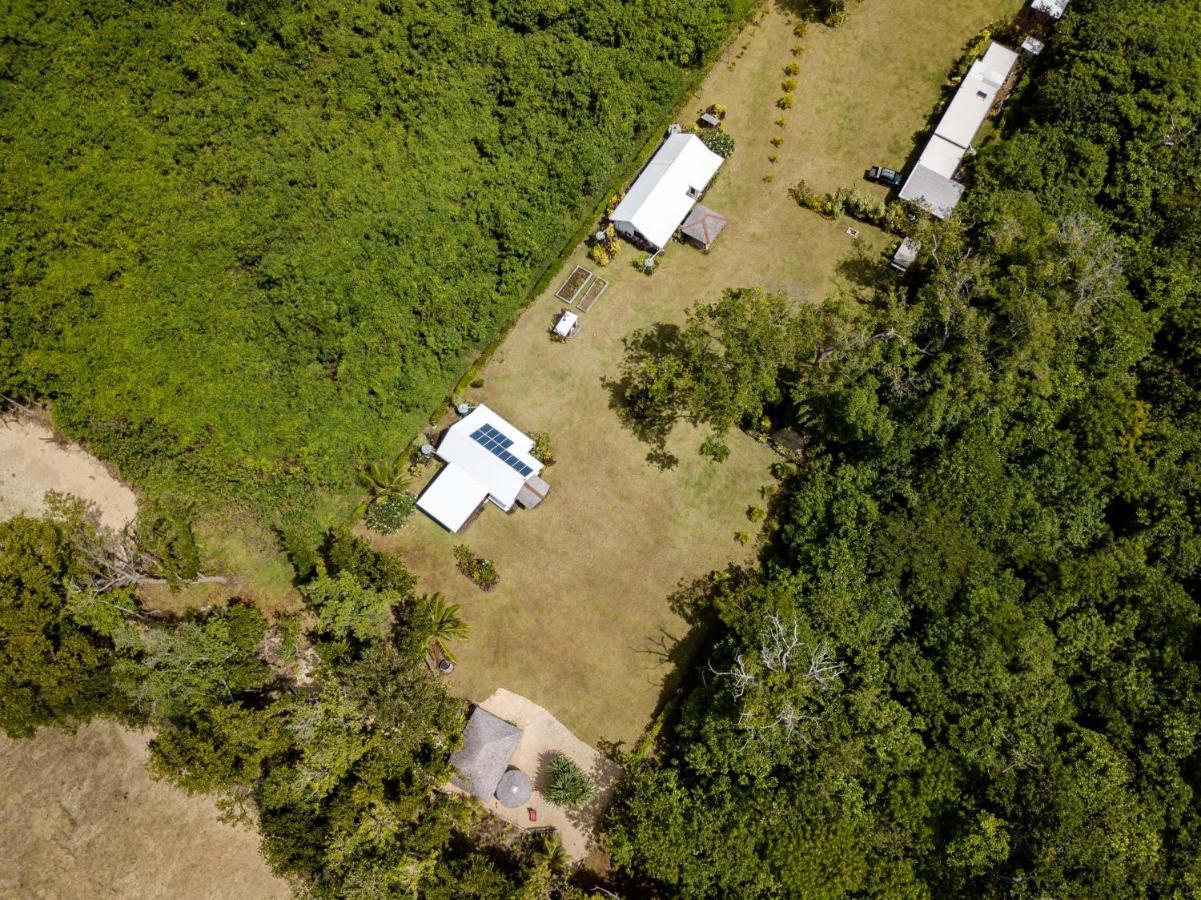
[
  {"left": 899, "top": 42, "right": 1019, "bottom": 219},
  {"left": 610, "top": 133, "right": 724, "bottom": 250},
  {"left": 416, "top": 405, "right": 549, "bottom": 533}
]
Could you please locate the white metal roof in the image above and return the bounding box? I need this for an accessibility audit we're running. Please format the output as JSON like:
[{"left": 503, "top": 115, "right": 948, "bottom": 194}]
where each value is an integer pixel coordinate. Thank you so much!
[
  {"left": 917, "top": 135, "right": 966, "bottom": 179},
  {"left": 417, "top": 404, "right": 543, "bottom": 532},
  {"left": 934, "top": 43, "right": 1018, "bottom": 149},
  {"left": 416, "top": 464, "right": 489, "bottom": 532},
  {"left": 610, "top": 133, "right": 724, "bottom": 249},
  {"left": 1032, "top": 0, "right": 1069, "bottom": 17}
]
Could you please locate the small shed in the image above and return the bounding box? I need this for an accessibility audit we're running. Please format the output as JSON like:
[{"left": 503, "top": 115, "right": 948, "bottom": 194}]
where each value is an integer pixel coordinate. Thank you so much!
[
  {"left": 495, "top": 769, "right": 532, "bottom": 808},
  {"left": 698, "top": 112, "right": 721, "bottom": 129},
  {"left": 449, "top": 708, "right": 524, "bottom": 802},
  {"left": 680, "top": 204, "right": 728, "bottom": 250},
  {"left": 891, "top": 237, "right": 921, "bottom": 273}
]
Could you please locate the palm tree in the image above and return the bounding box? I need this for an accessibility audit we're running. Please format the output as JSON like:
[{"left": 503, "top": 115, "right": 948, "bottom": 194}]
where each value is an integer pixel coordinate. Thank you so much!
[
  {"left": 419, "top": 593, "right": 469, "bottom": 663},
  {"left": 530, "top": 833, "right": 569, "bottom": 875},
  {"left": 354, "top": 457, "right": 410, "bottom": 517}
]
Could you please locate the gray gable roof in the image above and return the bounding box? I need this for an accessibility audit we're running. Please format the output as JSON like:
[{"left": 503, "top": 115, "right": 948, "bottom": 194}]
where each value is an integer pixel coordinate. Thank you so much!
[
  {"left": 898, "top": 164, "right": 965, "bottom": 220},
  {"left": 449, "top": 707, "right": 523, "bottom": 801}
]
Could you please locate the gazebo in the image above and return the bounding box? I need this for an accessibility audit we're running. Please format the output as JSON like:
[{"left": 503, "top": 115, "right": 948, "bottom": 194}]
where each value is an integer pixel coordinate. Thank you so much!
[
  {"left": 680, "top": 203, "right": 727, "bottom": 251},
  {"left": 449, "top": 708, "right": 524, "bottom": 802},
  {"left": 495, "top": 768, "right": 532, "bottom": 808}
]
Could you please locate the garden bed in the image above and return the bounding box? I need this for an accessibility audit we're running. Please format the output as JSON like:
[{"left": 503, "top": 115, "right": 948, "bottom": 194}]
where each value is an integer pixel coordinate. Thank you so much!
[
  {"left": 575, "top": 277, "right": 608, "bottom": 312},
  {"left": 554, "top": 265, "right": 593, "bottom": 303}
]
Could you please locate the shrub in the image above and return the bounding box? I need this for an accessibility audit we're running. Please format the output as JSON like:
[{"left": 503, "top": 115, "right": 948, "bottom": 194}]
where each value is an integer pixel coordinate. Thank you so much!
[
  {"left": 774, "top": 116, "right": 786, "bottom": 127},
  {"left": 776, "top": 93, "right": 794, "bottom": 110},
  {"left": 531, "top": 431, "right": 554, "bottom": 465},
  {"left": 708, "top": 102, "right": 727, "bottom": 120},
  {"left": 701, "top": 128, "right": 735, "bottom": 159},
  {"left": 791, "top": 44, "right": 804, "bottom": 56},
  {"left": 747, "top": 505, "right": 766, "bottom": 523},
  {"left": 470, "top": 377, "right": 485, "bottom": 389},
  {"left": 770, "top": 136, "right": 783, "bottom": 148},
  {"left": 699, "top": 436, "right": 730, "bottom": 462},
  {"left": 793, "top": 21, "right": 808, "bottom": 38},
  {"left": 784, "top": 62, "right": 799, "bottom": 77},
  {"left": 768, "top": 154, "right": 779, "bottom": 163},
  {"left": 364, "top": 492, "right": 416, "bottom": 534},
  {"left": 543, "top": 755, "right": 596, "bottom": 809},
  {"left": 589, "top": 243, "right": 611, "bottom": 266},
  {"left": 782, "top": 77, "right": 797, "bottom": 92},
  {"left": 453, "top": 544, "right": 500, "bottom": 591}
]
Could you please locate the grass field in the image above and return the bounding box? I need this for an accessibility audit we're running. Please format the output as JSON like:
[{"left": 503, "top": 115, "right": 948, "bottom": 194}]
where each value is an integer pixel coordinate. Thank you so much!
[{"left": 379, "top": 0, "right": 1020, "bottom": 747}]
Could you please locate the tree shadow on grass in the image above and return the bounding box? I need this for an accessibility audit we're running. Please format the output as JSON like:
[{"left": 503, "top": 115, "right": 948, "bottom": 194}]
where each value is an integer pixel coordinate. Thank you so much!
[
  {"left": 835, "top": 240, "right": 896, "bottom": 295},
  {"left": 601, "top": 322, "right": 684, "bottom": 471}
]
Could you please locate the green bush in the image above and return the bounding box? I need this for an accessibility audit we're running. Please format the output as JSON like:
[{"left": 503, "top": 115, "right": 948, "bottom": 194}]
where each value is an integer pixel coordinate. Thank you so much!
[
  {"left": 363, "top": 492, "right": 416, "bottom": 534},
  {"left": 531, "top": 432, "right": 555, "bottom": 465},
  {"left": 701, "top": 128, "right": 736, "bottom": 159},
  {"left": 776, "top": 93, "right": 795, "bottom": 110},
  {"left": 543, "top": 755, "right": 596, "bottom": 809},
  {"left": 453, "top": 544, "right": 500, "bottom": 591}
]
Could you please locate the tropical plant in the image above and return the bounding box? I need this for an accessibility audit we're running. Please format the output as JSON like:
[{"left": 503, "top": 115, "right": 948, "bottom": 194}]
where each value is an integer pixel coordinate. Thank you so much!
[
  {"left": 701, "top": 128, "right": 736, "bottom": 159},
  {"left": 543, "top": 754, "right": 596, "bottom": 809},
  {"left": 415, "top": 593, "right": 470, "bottom": 663},
  {"left": 364, "top": 492, "right": 417, "bottom": 534},
  {"left": 531, "top": 431, "right": 555, "bottom": 465}
]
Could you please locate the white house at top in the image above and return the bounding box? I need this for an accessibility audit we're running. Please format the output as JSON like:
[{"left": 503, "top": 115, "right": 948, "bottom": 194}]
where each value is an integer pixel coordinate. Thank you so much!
[
  {"left": 899, "top": 42, "right": 1019, "bottom": 219},
  {"left": 610, "top": 133, "right": 724, "bottom": 250},
  {"left": 417, "top": 405, "right": 549, "bottom": 533}
]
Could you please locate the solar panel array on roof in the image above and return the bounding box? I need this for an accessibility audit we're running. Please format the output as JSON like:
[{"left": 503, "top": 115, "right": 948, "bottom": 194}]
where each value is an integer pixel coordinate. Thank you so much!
[{"left": 470, "top": 424, "right": 534, "bottom": 477}]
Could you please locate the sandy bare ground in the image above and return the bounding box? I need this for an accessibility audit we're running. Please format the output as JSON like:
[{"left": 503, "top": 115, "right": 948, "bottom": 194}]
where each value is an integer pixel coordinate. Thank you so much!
[
  {"left": 0, "top": 416, "right": 138, "bottom": 531},
  {"left": 447, "top": 688, "right": 622, "bottom": 863},
  {"left": 0, "top": 722, "right": 290, "bottom": 900}
]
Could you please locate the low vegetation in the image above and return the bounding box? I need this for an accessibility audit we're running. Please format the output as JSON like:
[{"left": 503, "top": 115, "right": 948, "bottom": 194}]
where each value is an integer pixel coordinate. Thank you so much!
[{"left": 453, "top": 544, "right": 501, "bottom": 592}]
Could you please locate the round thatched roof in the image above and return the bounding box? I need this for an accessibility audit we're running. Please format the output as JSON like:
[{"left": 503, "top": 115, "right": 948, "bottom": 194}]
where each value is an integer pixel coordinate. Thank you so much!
[{"left": 495, "top": 768, "right": 532, "bottom": 808}]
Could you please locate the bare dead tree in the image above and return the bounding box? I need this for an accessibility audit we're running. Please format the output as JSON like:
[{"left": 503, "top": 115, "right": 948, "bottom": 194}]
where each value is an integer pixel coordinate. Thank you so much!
[
  {"left": 760, "top": 613, "right": 800, "bottom": 672},
  {"left": 709, "top": 654, "right": 756, "bottom": 698},
  {"left": 1058, "top": 214, "right": 1124, "bottom": 317},
  {"left": 806, "top": 644, "right": 847, "bottom": 689}
]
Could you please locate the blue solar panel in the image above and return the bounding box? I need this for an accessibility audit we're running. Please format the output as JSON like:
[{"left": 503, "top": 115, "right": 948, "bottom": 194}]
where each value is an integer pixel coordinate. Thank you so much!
[{"left": 469, "top": 424, "right": 533, "bottom": 477}]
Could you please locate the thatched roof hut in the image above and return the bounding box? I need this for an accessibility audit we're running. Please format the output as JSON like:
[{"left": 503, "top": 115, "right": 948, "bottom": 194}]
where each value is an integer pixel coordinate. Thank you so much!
[{"left": 450, "top": 708, "right": 523, "bottom": 801}]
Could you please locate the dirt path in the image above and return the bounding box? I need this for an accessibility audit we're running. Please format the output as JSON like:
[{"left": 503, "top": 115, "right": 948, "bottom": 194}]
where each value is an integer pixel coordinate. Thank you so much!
[
  {"left": 0, "top": 722, "right": 290, "bottom": 899},
  {"left": 0, "top": 416, "right": 138, "bottom": 531}
]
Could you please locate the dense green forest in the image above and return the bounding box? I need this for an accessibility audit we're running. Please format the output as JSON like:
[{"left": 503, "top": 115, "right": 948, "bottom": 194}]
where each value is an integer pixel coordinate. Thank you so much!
[
  {"left": 605, "top": 0, "right": 1201, "bottom": 895},
  {"left": 0, "top": 504, "right": 585, "bottom": 894},
  {"left": 0, "top": 0, "right": 751, "bottom": 506}
]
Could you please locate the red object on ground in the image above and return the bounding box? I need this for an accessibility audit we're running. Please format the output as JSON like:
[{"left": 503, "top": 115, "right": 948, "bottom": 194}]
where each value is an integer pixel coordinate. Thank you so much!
[{"left": 527, "top": 808, "right": 537, "bottom": 823}]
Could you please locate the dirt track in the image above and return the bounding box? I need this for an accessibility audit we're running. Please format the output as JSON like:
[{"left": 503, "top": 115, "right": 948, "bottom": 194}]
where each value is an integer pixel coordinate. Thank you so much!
[{"left": 0, "top": 722, "right": 290, "bottom": 899}]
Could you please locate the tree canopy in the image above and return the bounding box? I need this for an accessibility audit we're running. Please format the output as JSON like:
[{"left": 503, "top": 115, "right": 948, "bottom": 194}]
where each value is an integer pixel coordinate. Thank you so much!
[
  {"left": 605, "top": 1, "right": 1201, "bottom": 895},
  {"left": 0, "top": 0, "right": 753, "bottom": 508}
]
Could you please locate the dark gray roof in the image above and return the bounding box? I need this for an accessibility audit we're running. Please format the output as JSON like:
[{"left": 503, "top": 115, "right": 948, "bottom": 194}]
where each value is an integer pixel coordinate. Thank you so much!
[
  {"left": 495, "top": 768, "right": 532, "bottom": 808},
  {"left": 680, "top": 203, "right": 728, "bottom": 245},
  {"left": 898, "top": 164, "right": 964, "bottom": 220},
  {"left": 449, "top": 708, "right": 523, "bottom": 801}
]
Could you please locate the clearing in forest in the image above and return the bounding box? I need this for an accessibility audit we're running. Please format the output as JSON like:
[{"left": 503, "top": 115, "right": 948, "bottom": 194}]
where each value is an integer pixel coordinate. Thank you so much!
[{"left": 379, "top": 0, "right": 1018, "bottom": 747}]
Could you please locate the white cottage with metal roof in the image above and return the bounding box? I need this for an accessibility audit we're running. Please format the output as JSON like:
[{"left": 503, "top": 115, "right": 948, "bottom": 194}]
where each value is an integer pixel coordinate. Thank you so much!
[
  {"left": 610, "top": 133, "right": 724, "bottom": 250},
  {"left": 899, "top": 42, "right": 1019, "bottom": 219},
  {"left": 417, "top": 404, "right": 549, "bottom": 533}
]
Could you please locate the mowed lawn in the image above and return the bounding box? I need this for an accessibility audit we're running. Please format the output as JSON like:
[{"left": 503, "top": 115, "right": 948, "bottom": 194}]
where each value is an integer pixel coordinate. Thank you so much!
[{"left": 377, "top": 0, "right": 1019, "bottom": 747}]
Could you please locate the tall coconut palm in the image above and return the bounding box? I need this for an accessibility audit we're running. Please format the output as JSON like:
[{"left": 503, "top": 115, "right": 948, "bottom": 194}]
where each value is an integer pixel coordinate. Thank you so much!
[{"left": 418, "top": 593, "right": 470, "bottom": 663}]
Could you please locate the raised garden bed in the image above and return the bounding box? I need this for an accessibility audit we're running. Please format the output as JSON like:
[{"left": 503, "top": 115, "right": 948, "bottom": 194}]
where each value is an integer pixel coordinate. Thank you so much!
[
  {"left": 575, "top": 277, "right": 608, "bottom": 312},
  {"left": 555, "top": 265, "right": 593, "bottom": 304}
]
